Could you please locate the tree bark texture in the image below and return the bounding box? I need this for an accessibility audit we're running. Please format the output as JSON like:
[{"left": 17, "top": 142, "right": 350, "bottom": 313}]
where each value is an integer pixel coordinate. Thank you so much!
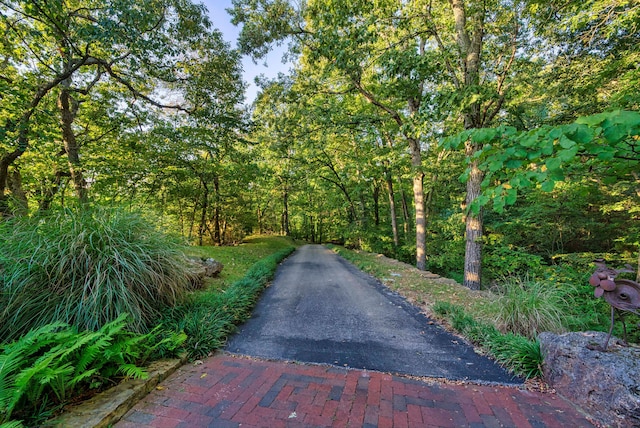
[
  {"left": 38, "top": 171, "right": 68, "bottom": 211},
  {"left": 408, "top": 136, "right": 426, "bottom": 271},
  {"left": 401, "top": 189, "right": 411, "bottom": 238},
  {"left": 213, "top": 175, "right": 222, "bottom": 245},
  {"left": 281, "top": 185, "right": 290, "bottom": 236},
  {"left": 451, "top": 0, "right": 486, "bottom": 289},
  {"left": 463, "top": 147, "right": 484, "bottom": 290},
  {"left": 58, "top": 85, "right": 88, "bottom": 204},
  {"left": 6, "top": 169, "right": 28, "bottom": 215},
  {"left": 198, "top": 180, "right": 209, "bottom": 246},
  {"left": 372, "top": 184, "right": 380, "bottom": 226},
  {"left": 385, "top": 169, "right": 399, "bottom": 247}
]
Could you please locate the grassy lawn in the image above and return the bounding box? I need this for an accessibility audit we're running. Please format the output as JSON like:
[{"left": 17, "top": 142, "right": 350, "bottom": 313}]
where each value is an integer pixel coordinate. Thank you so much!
[{"left": 187, "top": 235, "right": 299, "bottom": 289}]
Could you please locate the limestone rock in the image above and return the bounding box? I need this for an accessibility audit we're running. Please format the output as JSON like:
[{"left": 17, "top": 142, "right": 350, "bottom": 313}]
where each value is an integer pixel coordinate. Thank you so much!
[
  {"left": 539, "top": 331, "right": 640, "bottom": 428},
  {"left": 189, "top": 257, "right": 224, "bottom": 287},
  {"left": 199, "top": 257, "right": 224, "bottom": 277}
]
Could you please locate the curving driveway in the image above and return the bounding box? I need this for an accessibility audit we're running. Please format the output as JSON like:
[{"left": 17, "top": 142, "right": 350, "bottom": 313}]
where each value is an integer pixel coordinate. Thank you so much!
[{"left": 226, "top": 244, "right": 519, "bottom": 384}]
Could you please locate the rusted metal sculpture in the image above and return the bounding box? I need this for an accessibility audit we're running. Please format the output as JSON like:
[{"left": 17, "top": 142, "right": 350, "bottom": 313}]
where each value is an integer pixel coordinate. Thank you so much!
[{"left": 588, "top": 259, "right": 640, "bottom": 350}]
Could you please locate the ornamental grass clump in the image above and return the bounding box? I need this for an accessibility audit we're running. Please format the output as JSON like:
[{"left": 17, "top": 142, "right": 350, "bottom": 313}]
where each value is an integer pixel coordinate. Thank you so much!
[
  {"left": 432, "top": 301, "right": 543, "bottom": 379},
  {"left": 486, "top": 276, "right": 568, "bottom": 339},
  {"left": 0, "top": 207, "right": 200, "bottom": 341}
]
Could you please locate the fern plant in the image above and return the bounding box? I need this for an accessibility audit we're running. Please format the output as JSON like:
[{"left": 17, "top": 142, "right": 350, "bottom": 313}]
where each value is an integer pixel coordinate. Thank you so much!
[{"left": 0, "top": 315, "right": 185, "bottom": 425}]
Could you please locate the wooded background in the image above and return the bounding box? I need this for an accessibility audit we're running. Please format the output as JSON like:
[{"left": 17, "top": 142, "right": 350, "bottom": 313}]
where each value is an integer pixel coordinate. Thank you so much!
[{"left": 1, "top": 0, "right": 639, "bottom": 289}]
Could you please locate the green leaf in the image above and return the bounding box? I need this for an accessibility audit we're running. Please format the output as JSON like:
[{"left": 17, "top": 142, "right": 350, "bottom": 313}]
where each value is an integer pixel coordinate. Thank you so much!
[
  {"left": 471, "top": 128, "right": 498, "bottom": 143},
  {"left": 513, "top": 148, "right": 528, "bottom": 158},
  {"left": 603, "top": 124, "right": 629, "bottom": 143},
  {"left": 545, "top": 158, "right": 562, "bottom": 171},
  {"left": 541, "top": 139, "right": 554, "bottom": 156},
  {"left": 505, "top": 188, "right": 518, "bottom": 205},
  {"left": 557, "top": 146, "right": 579, "bottom": 162},
  {"left": 475, "top": 195, "right": 490, "bottom": 207},
  {"left": 541, "top": 180, "right": 556, "bottom": 192},
  {"left": 595, "top": 147, "right": 616, "bottom": 160},
  {"left": 549, "top": 169, "right": 565, "bottom": 181},
  {"left": 527, "top": 150, "right": 541, "bottom": 160},
  {"left": 558, "top": 135, "right": 576, "bottom": 149},
  {"left": 607, "top": 110, "right": 640, "bottom": 126},
  {"left": 488, "top": 160, "right": 504, "bottom": 172},
  {"left": 519, "top": 135, "right": 538, "bottom": 148},
  {"left": 509, "top": 176, "right": 528, "bottom": 189},
  {"left": 564, "top": 124, "right": 594, "bottom": 144},
  {"left": 505, "top": 159, "right": 523, "bottom": 169},
  {"left": 548, "top": 128, "right": 563, "bottom": 139},
  {"left": 576, "top": 112, "right": 609, "bottom": 127}
]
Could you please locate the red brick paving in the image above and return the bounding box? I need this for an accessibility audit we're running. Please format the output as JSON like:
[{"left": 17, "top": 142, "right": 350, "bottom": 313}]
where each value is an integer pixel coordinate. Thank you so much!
[{"left": 115, "top": 353, "right": 595, "bottom": 428}]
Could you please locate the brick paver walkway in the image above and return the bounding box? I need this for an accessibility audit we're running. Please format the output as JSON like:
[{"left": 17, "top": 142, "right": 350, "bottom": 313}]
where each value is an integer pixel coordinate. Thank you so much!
[{"left": 116, "top": 353, "right": 595, "bottom": 428}]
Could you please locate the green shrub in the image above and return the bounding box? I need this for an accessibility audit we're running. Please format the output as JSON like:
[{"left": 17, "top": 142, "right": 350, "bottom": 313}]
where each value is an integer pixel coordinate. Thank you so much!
[
  {"left": 543, "top": 253, "right": 639, "bottom": 343},
  {"left": 0, "top": 314, "right": 185, "bottom": 426},
  {"left": 162, "top": 246, "right": 295, "bottom": 358},
  {"left": 482, "top": 245, "right": 544, "bottom": 282},
  {"left": 485, "top": 276, "right": 569, "bottom": 339},
  {"left": 426, "top": 212, "right": 465, "bottom": 280},
  {"left": 0, "top": 207, "right": 200, "bottom": 340}
]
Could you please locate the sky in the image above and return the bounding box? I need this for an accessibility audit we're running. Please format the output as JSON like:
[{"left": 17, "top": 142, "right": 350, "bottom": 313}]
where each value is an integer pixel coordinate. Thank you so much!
[{"left": 200, "top": 0, "right": 292, "bottom": 104}]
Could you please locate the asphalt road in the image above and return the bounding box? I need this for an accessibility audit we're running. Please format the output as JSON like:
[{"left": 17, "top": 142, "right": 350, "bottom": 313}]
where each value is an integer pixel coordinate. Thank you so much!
[{"left": 226, "top": 244, "right": 520, "bottom": 384}]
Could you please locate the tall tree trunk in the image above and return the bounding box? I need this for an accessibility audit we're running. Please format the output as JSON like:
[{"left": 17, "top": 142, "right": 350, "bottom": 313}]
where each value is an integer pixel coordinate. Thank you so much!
[
  {"left": 38, "top": 170, "right": 70, "bottom": 211},
  {"left": 0, "top": 129, "right": 21, "bottom": 216},
  {"left": 213, "top": 175, "right": 222, "bottom": 245},
  {"left": 401, "top": 189, "right": 410, "bottom": 238},
  {"left": 636, "top": 245, "right": 640, "bottom": 283},
  {"left": 381, "top": 138, "right": 400, "bottom": 247},
  {"left": 413, "top": 172, "right": 426, "bottom": 270},
  {"left": 385, "top": 169, "right": 399, "bottom": 247},
  {"left": 6, "top": 168, "right": 28, "bottom": 215},
  {"left": 281, "top": 184, "right": 290, "bottom": 236},
  {"left": 198, "top": 181, "right": 209, "bottom": 246},
  {"left": 257, "top": 206, "right": 264, "bottom": 234},
  {"left": 451, "top": 0, "right": 485, "bottom": 289},
  {"left": 372, "top": 183, "right": 380, "bottom": 226},
  {"left": 58, "top": 85, "right": 88, "bottom": 204},
  {"left": 0, "top": 53, "right": 85, "bottom": 216},
  {"left": 463, "top": 146, "right": 483, "bottom": 289},
  {"left": 309, "top": 215, "right": 315, "bottom": 243},
  {"left": 408, "top": 137, "right": 426, "bottom": 270}
]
